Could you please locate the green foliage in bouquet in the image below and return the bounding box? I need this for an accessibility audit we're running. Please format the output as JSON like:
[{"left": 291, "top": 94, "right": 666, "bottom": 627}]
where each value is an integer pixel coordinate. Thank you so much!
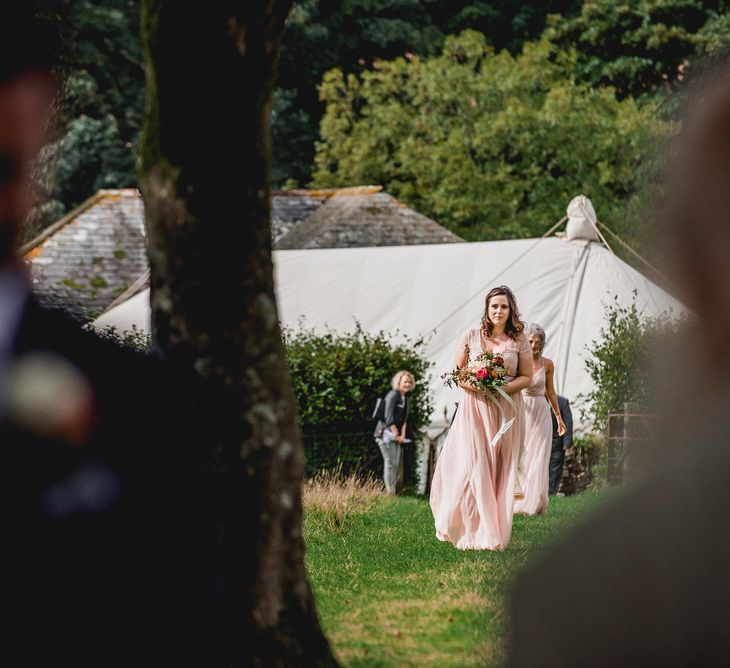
[
  {"left": 441, "top": 351, "right": 507, "bottom": 392},
  {"left": 283, "top": 322, "right": 433, "bottom": 476},
  {"left": 313, "top": 30, "right": 674, "bottom": 243}
]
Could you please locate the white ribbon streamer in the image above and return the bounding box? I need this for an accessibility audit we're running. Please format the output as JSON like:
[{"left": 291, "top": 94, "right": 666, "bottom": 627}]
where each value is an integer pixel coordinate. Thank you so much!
[{"left": 485, "top": 384, "right": 516, "bottom": 448}]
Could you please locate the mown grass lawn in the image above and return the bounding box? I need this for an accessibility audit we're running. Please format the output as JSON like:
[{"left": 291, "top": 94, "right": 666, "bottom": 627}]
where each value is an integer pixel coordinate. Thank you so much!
[{"left": 304, "top": 489, "right": 612, "bottom": 667}]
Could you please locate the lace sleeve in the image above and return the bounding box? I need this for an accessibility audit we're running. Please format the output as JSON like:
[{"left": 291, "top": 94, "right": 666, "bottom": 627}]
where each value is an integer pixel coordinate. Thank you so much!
[
  {"left": 454, "top": 328, "right": 472, "bottom": 367},
  {"left": 518, "top": 332, "right": 531, "bottom": 355},
  {"left": 516, "top": 333, "right": 534, "bottom": 379}
]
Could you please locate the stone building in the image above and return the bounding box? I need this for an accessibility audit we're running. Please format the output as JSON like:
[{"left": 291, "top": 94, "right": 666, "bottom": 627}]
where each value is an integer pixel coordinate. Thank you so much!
[{"left": 23, "top": 186, "right": 463, "bottom": 320}]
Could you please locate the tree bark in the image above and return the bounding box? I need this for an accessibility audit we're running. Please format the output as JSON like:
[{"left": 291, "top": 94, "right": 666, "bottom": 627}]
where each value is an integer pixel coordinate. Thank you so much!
[{"left": 139, "top": 2, "right": 336, "bottom": 665}]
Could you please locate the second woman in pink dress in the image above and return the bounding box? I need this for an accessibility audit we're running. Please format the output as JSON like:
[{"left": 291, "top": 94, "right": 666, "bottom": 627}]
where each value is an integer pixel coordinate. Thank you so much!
[
  {"left": 514, "top": 323, "right": 566, "bottom": 515},
  {"left": 430, "top": 286, "right": 533, "bottom": 550}
]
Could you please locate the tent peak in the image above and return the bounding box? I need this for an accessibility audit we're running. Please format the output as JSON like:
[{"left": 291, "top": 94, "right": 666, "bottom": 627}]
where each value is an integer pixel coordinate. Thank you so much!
[{"left": 565, "top": 195, "right": 600, "bottom": 242}]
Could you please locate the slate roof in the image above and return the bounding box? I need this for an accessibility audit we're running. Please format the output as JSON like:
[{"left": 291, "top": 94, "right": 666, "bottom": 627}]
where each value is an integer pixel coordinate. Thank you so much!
[
  {"left": 272, "top": 189, "right": 327, "bottom": 243},
  {"left": 22, "top": 189, "right": 148, "bottom": 322},
  {"left": 23, "top": 186, "right": 463, "bottom": 320},
  {"left": 274, "top": 187, "right": 463, "bottom": 249}
]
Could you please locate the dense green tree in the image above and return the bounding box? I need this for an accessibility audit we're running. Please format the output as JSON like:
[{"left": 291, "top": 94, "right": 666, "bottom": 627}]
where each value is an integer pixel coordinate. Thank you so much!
[
  {"left": 694, "top": 8, "right": 730, "bottom": 57},
  {"left": 313, "top": 31, "right": 673, "bottom": 242},
  {"left": 27, "top": 0, "right": 144, "bottom": 239},
  {"left": 275, "top": 0, "right": 441, "bottom": 186},
  {"left": 430, "top": 0, "right": 582, "bottom": 52},
  {"left": 32, "top": 0, "right": 730, "bottom": 232},
  {"left": 34, "top": 1, "right": 585, "bottom": 208},
  {"left": 274, "top": 0, "right": 583, "bottom": 186},
  {"left": 544, "top": 0, "right": 728, "bottom": 100}
]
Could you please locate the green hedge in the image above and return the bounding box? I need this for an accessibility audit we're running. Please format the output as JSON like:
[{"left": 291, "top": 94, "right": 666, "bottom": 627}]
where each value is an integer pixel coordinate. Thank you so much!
[
  {"left": 94, "top": 324, "right": 152, "bottom": 352},
  {"left": 95, "top": 322, "right": 434, "bottom": 477},
  {"left": 283, "top": 323, "right": 433, "bottom": 477}
]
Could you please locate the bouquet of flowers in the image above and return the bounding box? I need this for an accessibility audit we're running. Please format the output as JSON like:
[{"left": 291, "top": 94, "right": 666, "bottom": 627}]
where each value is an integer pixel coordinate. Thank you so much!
[
  {"left": 442, "top": 351, "right": 515, "bottom": 448},
  {"left": 441, "top": 352, "right": 507, "bottom": 393}
]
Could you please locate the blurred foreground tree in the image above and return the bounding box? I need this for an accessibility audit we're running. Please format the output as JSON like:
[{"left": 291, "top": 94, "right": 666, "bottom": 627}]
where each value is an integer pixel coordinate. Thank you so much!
[
  {"left": 313, "top": 31, "right": 674, "bottom": 242},
  {"left": 140, "top": 2, "right": 336, "bottom": 664}
]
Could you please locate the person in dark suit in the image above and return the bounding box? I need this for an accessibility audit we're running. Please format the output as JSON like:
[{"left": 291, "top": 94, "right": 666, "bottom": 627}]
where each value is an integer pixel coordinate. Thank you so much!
[
  {"left": 0, "top": 8, "right": 213, "bottom": 665},
  {"left": 507, "top": 58, "right": 730, "bottom": 667},
  {"left": 549, "top": 395, "right": 572, "bottom": 495}
]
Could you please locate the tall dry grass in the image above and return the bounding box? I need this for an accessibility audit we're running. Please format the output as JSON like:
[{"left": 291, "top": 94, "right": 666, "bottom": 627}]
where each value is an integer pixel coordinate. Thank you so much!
[{"left": 303, "top": 468, "right": 384, "bottom": 529}]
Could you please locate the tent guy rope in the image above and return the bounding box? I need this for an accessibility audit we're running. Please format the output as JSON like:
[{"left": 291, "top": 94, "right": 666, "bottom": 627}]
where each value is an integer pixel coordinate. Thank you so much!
[{"left": 425, "top": 216, "right": 569, "bottom": 341}]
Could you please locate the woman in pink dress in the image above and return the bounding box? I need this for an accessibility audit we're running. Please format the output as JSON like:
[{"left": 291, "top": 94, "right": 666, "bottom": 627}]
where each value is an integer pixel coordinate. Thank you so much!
[
  {"left": 430, "top": 286, "right": 533, "bottom": 550},
  {"left": 514, "top": 324, "right": 566, "bottom": 515}
]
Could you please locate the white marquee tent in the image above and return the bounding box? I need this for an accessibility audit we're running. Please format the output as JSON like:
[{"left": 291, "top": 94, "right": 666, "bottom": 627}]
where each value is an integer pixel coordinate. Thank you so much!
[{"left": 93, "top": 197, "right": 683, "bottom": 441}]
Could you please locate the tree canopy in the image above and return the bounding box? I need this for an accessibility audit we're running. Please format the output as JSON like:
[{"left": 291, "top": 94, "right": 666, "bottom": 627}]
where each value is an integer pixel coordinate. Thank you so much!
[
  {"left": 274, "top": 0, "right": 583, "bottom": 186},
  {"left": 544, "top": 0, "right": 723, "bottom": 99},
  {"left": 313, "top": 31, "right": 674, "bottom": 241},
  {"left": 29, "top": 0, "right": 730, "bottom": 246},
  {"left": 29, "top": 0, "right": 143, "bottom": 238}
]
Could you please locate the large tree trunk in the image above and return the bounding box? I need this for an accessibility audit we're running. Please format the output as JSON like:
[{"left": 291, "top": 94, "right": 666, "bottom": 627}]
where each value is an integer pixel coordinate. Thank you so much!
[{"left": 139, "top": 3, "right": 335, "bottom": 665}]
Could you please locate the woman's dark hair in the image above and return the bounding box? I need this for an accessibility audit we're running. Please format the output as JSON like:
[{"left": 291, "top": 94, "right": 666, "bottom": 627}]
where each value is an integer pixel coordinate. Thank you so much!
[{"left": 480, "top": 285, "right": 525, "bottom": 340}]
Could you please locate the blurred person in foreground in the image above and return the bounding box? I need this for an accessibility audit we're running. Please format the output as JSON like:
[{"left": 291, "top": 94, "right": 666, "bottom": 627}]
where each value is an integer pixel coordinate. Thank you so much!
[
  {"left": 0, "top": 8, "right": 212, "bottom": 665},
  {"left": 507, "top": 60, "right": 730, "bottom": 667}
]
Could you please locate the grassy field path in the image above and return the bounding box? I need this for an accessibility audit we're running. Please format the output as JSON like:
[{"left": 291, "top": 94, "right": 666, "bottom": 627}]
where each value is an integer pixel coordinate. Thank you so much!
[{"left": 304, "top": 491, "right": 610, "bottom": 667}]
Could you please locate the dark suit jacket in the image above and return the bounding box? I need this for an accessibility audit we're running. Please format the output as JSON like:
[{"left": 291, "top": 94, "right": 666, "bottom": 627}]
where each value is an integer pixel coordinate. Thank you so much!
[
  {"left": 550, "top": 395, "right": 573, "bottom": 451},
  {"left": 374, "top": 389, "right": 409, "bottom": 438},
  {"left": 0, "top": 299, "right": 213, "bottom": 665}
]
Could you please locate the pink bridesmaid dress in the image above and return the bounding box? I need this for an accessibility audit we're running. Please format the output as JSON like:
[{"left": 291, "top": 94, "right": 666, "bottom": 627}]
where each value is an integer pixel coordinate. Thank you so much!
[
  {"left": 514, "top": 363, "right": 552, "bottom": 515},
  {"left": 430, "top": 327, "right": 528, "bottom": 550}
]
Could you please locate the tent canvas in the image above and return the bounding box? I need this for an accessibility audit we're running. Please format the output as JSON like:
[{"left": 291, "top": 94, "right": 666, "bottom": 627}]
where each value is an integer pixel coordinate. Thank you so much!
[{"left": 92, "top": 234, "right": 683, "bottom": 434}]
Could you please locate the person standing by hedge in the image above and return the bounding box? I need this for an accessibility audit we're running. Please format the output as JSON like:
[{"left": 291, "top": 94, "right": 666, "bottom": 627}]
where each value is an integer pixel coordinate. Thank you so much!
[{"left": 374, "top": 370, "right": 415, "bottom": 494}]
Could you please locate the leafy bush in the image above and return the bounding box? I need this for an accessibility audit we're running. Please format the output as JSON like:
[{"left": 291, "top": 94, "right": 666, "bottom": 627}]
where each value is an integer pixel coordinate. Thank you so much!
[
  {"left": 561, "top": 432, "right": 607, "bottom": 493},
  {"left": 93, "top": 324, "right": 152, "bottom": 353},
  {"left": 284, "top": 323, "right": 433, "bottom": 476},
  {"left": 96, "top": 321, "right": 435, "bottom": 478},
  {"left": 582, "top": 293, "right": 682, "bottom": 432}
]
